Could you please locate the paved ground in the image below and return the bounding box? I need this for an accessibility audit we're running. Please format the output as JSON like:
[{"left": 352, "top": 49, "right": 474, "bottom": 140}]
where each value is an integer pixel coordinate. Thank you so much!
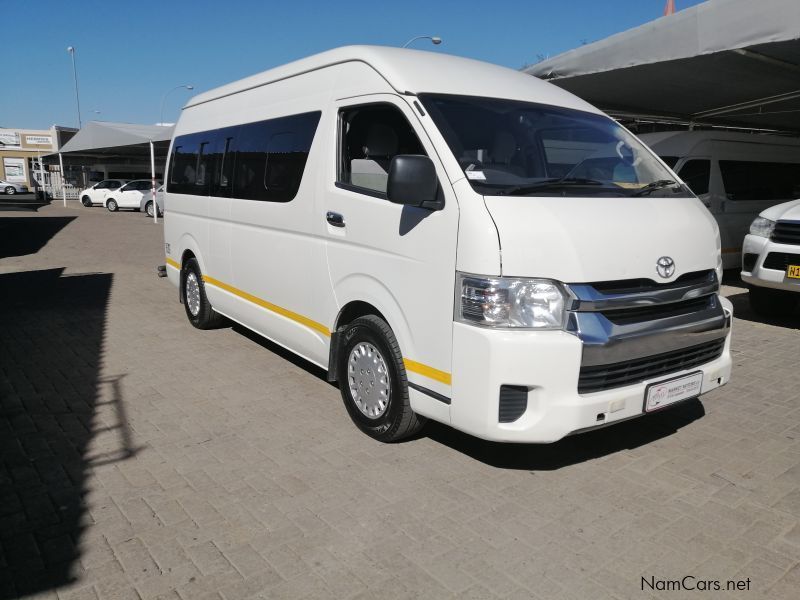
[{"left": 0, "top": 204, "right": 798, "bottom": 600}]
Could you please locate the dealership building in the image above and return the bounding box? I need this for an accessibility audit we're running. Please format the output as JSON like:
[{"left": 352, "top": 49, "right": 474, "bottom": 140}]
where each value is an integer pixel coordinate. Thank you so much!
[{"left": 0, "top": 126, "right": 77, "bottom": 187}]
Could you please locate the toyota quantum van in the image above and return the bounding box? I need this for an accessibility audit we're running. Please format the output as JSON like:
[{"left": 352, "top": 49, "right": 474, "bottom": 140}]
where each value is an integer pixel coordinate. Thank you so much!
[
  {"left": 639, "top": 131, "right": 800, "bottom": 270},
  {"left": 163, "top": 46, "right": 732, "bottom": 443}
]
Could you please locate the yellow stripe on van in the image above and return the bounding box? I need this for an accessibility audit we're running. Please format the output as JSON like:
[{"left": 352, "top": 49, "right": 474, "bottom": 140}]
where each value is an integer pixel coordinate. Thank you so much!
[
  {"left": 721, "top": 247, "right": 741, "bottom": 254},
  {"left": 166, "top": 257, "right": 180, "bottom": 269},
  {"left": 403, "top": 358, "right": 452, "bottom": 386},
  {"left": 175, "top": 265, "right": 447, "bottom": 383},
  {"left": 201, "top": 274, "right": 332, "bottom": 337}
]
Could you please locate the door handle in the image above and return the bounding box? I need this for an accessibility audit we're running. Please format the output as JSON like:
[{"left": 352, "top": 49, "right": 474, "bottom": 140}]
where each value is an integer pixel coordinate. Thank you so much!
[{"left": 326, "top": 211, "right": 345, "bottom": 227}]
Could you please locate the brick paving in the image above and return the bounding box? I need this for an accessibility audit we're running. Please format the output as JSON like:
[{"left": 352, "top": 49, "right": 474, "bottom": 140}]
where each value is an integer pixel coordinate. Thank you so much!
[{"left": 0, "top": 203, "right": 798, "bottom": 600}]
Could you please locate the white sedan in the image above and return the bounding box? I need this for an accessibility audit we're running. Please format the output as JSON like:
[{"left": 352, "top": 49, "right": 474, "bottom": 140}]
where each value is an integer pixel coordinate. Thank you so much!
[
  {"left": 139, "top": 185, "right": 165, "bottom": 217},
  {"left": 741, "top": 199, "right": 800, "bottom": 316},
  {"left": 79, "top": 179, "right": 127, "bottom": 206},
  {"left": 1, "top": 179, "right": 29, "bottom": 195},
  {"left": 104, "top": 180, "right": 161, "bottom": 212}
]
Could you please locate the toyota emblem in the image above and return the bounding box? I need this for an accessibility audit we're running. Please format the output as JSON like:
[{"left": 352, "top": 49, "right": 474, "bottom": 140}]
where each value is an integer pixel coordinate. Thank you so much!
[{"left": 656, "top": 256, "right": 676, "bottom": 279}]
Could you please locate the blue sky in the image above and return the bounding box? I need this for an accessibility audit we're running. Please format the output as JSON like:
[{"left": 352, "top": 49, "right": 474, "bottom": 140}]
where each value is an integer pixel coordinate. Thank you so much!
[{"left": 3, "top": 0, "right": 706, "bottom": 129}]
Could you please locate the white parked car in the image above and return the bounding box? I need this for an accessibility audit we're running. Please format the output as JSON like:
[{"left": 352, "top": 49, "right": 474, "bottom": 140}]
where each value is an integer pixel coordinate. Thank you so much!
[
  {"left": 1, "top": 179, "right": 29, "bottom": 195},
  {"left": 80, "top": 179, "right": 127, "bottom": 206},
  {"left": 741, "top": 200, "right": 800, "bottom": 316},
  {"left": 139, "top": 185, "right": 165, "bottom": 217},
  {"left": 164, "top": 46, "right": 732, "bottom": 444},
  {"left": 105, "top": 179, "right": 161, "bottom": 212}
]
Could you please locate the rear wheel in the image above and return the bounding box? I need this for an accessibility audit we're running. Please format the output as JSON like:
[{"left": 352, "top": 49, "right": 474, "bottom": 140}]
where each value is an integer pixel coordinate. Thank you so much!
[
  {"left": 4, "top": 186, "right": 15, "bottom": 195},
  {"left": 337, "top": 315, "right": 425, "bottom": 442},
  {"left": 81, "top": 195, "right": 91, "bottom": 207},
  {"left": 749, "top": 286, "right": 798, "bottom": 317},
  {"left": 106, "top": 199, "right": 118, "bottom": 212},
  {"left": 181, "top": 258, "right": 226, "bottom": 329}
]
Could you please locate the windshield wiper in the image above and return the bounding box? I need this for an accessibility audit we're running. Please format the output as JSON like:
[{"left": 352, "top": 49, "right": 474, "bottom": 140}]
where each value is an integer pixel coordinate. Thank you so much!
[
  {"left": 631, "top": 179, "right": 680, "bottom": 197},
  {"left": 493, "top": 177, "right": 608, "bottom": 196}
]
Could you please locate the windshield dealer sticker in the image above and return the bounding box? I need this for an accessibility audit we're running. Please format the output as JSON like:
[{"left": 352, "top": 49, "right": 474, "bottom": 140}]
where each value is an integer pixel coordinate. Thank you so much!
[{"left": 465, "top": 170, "right": 486, "bottom": 180}]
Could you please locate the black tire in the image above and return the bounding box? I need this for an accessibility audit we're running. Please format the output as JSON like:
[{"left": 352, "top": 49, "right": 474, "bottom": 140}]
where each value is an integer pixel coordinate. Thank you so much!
[
  {"left": 337, "top": 315, "right": 425, "bottom": 442},
  {"left": 749, "top": 286, "right": 798, "bottom": 317},
  {"left": 4, "top": 186, "right": 15, "bottom": 195},
  {"left": 81, "top": 195, "right": 92, "bottom": 207},
  {"left": 106, "top": 198, "right": 118, "bottom": 212},
  {"left": 181, "top": 258, "right": 226, "bottom": 329},
  {"left": 145, "top": 201, "right": 154, "bottom": 217}
]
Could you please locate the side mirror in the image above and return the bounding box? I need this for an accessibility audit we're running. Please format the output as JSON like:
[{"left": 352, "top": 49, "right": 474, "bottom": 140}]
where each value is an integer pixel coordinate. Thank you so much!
[{"left": 387, "top": 155, "right": 442, "bottom": 210}]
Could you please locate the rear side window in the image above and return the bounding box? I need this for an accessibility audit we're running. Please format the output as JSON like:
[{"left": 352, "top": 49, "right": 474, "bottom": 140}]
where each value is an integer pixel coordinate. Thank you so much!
[
  {"left": 168, "top": 111, "right": 321, "bottom": 202},
  {"left": 108, "top": 181, "right": 122, "bottom": 190},
  {"left": 719, "top": 160, "right": 800, "bottom": 201},
  {"left": 677, "top": 159, "right": 710, "bottom": 195}
]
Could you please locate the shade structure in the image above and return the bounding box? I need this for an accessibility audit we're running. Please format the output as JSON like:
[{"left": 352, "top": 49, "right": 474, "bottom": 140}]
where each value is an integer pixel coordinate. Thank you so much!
[
  {"left": 51, "top": 121, "right": 173, "bottom": 158},
  {"left": 524, "top": 0, "right": 800, "bottom": 132}
]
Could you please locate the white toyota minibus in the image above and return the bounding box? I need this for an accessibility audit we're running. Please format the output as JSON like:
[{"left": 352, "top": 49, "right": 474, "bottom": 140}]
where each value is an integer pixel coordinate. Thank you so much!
[
  {"left": 639, "top": 131, "right": 800, "bottom": 270},
  {"left": 164, "top": 46, "right": 732, "bottom": 443}
]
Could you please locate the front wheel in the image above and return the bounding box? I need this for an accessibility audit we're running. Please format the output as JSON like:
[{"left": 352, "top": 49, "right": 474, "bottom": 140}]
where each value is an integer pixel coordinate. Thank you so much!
[
  {"left": 337, "top": 315, "right": 425, "bottom": 442},
  {"left": 106, "top": 199, "right": 118, "bottom": 212},
  {"left": 81, "top": 195, "right": 92, "bottom": 207},
  {"left": 145, "top": 201, "right": 154, "bottom": 217},
  {"left": 181, "top": 258, "right": 226, "bottom": 329},
  {"left": 4, "top": 186, "right": 15, "bottom": 195},
  {"left": 749, "top": 286, "right": 799, "bottom": 317}
]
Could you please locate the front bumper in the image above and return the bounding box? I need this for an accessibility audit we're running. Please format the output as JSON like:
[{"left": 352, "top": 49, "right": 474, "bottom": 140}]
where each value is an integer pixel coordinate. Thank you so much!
[
  {"left": 740, "top": 234, "right": 800, "bottom": 293},
  {"left": 449, "top": 296, "right": 733, "bottom": 443}
]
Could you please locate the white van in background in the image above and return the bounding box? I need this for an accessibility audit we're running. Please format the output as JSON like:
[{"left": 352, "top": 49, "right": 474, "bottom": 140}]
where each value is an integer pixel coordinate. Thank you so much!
[
  {"left": 639, "top": 131, "right": 800, "bottom": 269},
  {"left": 163, "top": 46, "right": 732, "bottom": 444}
]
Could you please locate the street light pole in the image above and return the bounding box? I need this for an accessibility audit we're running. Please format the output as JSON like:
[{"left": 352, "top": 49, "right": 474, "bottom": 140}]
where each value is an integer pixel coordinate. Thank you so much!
[
  {"left": 402, "top": 35, "right": 442, "bottom": 48},
  {"left": 66, "top": 46, "right": 82, "bottom": 128},
  {"left": 159, "top": 84, "right": 194, "bottom": 126}
]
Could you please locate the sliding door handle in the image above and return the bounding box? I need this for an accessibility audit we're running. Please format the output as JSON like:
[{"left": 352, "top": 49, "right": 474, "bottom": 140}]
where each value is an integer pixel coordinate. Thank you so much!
[{"left": 326, "top": 211, "right": 345, "bottom": 227}]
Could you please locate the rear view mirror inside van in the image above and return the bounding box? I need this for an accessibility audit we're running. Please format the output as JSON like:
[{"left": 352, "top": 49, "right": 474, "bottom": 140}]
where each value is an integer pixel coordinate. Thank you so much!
[{"left": 387, "top": 155, "right": 441, "bottom": 209}]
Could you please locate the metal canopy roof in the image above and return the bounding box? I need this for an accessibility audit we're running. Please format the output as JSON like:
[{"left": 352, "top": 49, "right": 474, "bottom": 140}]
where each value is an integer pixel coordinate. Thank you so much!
[
  {"left": 524, "top": 0, "right": 800, "bottom": 132},
  {"left": 54, "top": 121, "right": 173, "bottom": 156}
]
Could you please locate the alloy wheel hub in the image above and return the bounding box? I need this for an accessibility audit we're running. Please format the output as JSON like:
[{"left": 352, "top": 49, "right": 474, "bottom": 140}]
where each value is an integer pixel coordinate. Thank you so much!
[{"left": 347, "top": 342, "right": 390, "bottom": 419}]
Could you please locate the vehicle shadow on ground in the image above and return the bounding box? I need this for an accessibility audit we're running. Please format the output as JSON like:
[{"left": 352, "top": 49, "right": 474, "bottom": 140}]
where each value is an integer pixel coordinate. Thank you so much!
[
  {"left": 422, "top": 400, "right": 706, "bottom": 470},
  {"left": 0, "top": 267, "right": 127, "bottom": 599},
  {"left": 232, "top": 323, "right": 330, "bottom": 381},
  {"left": 231, "top": 323, "right": 707, "bottom": 471},
  {"left": 725, "top": 289, "right": 800, "bottom": 329},
  {"left": 0, "top": 216, "right": 76, "bottom": 259},
  {"left": 0, "top": 194, "right": 52, "bottom": 212}
]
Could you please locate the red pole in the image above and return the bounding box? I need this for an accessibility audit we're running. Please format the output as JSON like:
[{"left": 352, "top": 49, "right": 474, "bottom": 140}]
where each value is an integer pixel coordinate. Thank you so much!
[{"left": 664, "top": 0, "right": 676, "bottom": 16}]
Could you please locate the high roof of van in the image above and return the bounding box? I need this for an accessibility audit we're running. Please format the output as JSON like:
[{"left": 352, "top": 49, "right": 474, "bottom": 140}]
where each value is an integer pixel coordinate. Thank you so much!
[
  {"left": 185, "top": 45, "right": 600, "bottom": 115},
  {"left": 640, "top": 130, "right": 800, "bottom": 152}
]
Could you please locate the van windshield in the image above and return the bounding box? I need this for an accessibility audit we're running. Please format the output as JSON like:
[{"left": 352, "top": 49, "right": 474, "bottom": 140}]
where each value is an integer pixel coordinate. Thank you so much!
[{"left": 419, "top": 94, "right": 687, "bottom": 198}]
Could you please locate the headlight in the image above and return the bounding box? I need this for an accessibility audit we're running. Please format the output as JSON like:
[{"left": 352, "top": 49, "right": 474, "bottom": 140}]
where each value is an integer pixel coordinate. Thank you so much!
[
  {"left": 456, "top": 273, "right": 567, "bottom": 329},
  {"left": 749, "top": 217, "right": 775, "bottom": 238}
]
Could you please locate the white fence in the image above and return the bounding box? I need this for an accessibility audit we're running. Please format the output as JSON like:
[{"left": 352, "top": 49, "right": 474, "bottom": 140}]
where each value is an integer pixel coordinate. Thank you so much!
[{"left": 35, "top": 168, "right": 80, "bottom": 200}]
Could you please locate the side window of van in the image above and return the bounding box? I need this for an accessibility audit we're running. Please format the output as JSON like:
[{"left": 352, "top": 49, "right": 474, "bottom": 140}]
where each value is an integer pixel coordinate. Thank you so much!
[
  {"left": 677, "top": 159, "right": 710, "bottom": 195},
  {"left": 719, "top": 160, "right": 800, "bottom": 201},
  {"left": 231, "top": 112, "right": 321, "bottom": 202},
  {"left": 210, "top": 131, "right": 236, "bottom": 197},
  {"left": 168, "top": 112, "right": 321, "bottom": 201},
  {"left": 338, "top": 104, "right": 426, "bottom": 196},
  {"left": 169, "top": 137, "right": 199, "bottom": 195}
]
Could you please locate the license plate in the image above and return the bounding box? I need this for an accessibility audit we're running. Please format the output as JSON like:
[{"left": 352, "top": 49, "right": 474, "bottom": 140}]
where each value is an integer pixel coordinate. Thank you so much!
[
  {"left": 788, "top": 265, "right": 800, "bottom": 279},
  {"left": 644, "top": 371, "right": 703, "bottom": 412}
]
